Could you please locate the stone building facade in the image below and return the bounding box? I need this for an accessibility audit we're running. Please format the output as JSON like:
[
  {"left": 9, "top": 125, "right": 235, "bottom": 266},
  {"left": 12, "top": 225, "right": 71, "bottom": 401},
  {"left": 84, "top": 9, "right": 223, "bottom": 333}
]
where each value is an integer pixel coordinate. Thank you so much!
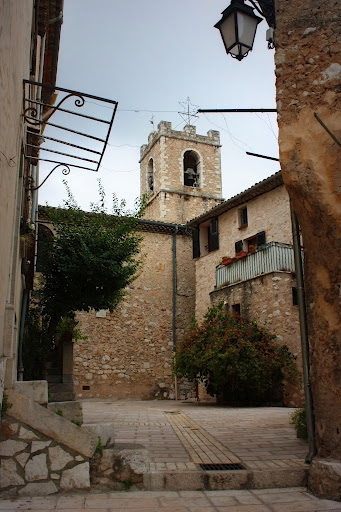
[
  {"left": 189, "top": 172, "right": 303, "bottom": 407},
  {"left": 71, "top": 123, "right": 224, "bottom": 400},
  {"left": 70, "top": 126, "right": 302, "bottom": 406}
]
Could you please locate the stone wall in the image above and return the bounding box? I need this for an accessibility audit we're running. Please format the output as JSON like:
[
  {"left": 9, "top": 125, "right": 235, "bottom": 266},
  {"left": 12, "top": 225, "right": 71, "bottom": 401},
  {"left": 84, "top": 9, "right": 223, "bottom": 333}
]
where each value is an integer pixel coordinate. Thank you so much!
[
  {"left": 74, "top": 228, "right": 196, "bottom": 400},
  {"left": 275, "top": 0, "right": 341, "bottom": 463},
  {"left": 0, "top": 415, "right": 90, "bottom": 497},
  {"left": 195, "top": 183, "right": 292, "bottom": 321},
  {"left": 140, "top": 122, "right": 223, "bottom": 224},
  {"left": 210, "top": 272, "right": 303, "bottom": 407},
  {"left": 0, "top": 390, "right": 98, "bottom": 497}
]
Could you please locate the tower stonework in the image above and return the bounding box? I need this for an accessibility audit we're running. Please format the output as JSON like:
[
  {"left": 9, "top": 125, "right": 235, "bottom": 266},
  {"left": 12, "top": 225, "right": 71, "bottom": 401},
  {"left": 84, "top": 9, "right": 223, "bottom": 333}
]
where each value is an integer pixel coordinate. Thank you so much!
[{"left": 140, "top": 121, "right": 223, "bottom": 224}]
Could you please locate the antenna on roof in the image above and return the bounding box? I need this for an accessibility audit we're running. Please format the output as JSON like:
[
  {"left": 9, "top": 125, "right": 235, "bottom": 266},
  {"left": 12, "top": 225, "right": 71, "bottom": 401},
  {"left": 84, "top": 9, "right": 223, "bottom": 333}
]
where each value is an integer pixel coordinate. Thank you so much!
[{"left": 178, "top": 97, "right": 199, "bottom": 126}]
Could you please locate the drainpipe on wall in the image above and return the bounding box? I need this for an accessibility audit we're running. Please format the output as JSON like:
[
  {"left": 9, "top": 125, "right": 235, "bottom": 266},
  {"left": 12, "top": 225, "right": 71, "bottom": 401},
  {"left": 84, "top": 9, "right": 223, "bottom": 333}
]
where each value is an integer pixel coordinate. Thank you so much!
[
  {"left": 290, "top": 202, "right": 317, "bottom": 463},
  {"left": 172, "top": 225, "right": 179, "bottom": 400},
  {"left": 17, "top": 289, "right": 30, "bottom": 381}
]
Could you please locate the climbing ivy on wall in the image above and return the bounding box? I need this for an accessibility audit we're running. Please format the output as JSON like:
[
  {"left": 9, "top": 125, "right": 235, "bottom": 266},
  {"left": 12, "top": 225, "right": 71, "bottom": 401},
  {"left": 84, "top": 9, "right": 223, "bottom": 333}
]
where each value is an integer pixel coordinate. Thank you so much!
[{"left": 27, "top": 181, "right": 146, "bottom": 364}]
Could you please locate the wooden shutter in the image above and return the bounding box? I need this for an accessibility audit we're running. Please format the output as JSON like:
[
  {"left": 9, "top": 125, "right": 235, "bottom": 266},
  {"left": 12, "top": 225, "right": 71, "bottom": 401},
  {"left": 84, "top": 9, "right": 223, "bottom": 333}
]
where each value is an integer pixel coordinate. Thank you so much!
[
  {"left": 257, "top": 230, "right": 266, "bottom": 247},
  {"left": 209, "top": 217, "right": 219, "bottom": 251},
  {"left": 192, "top": 228, "right": 200, "bottom": 258},
  {"left": 235, "top": 240, "right": 243, "bottom": 254}
]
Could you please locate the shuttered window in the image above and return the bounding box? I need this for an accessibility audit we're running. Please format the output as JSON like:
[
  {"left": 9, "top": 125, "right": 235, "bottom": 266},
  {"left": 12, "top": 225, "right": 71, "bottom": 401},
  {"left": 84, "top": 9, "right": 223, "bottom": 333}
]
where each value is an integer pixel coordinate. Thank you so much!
[
  {"left": 208, "top": 217, "right": 219, "bottom": 252},
  {"left": 257, "top": 230, "right": 266, "bottom": 247},
  {"left": 192, "top": 228, "right": 200, "bottom": 259},
  {"left": 235, "top": 240, "right": 243, "bottom": 254}
]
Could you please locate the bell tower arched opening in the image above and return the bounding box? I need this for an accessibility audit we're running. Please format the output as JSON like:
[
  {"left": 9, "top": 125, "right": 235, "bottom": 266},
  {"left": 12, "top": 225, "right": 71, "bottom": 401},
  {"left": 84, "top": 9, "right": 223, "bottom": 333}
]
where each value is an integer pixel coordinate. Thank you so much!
[{"left": 183, "top": 150, "right": 200, "bottom": 188}]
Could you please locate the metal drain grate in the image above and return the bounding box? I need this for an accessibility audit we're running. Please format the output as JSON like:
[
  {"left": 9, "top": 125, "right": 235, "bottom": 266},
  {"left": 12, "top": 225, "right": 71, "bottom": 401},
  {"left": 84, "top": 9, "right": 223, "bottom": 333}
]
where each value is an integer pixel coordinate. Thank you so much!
[{"left": 199, "top": 463, "right": 246, "bottom": 471}]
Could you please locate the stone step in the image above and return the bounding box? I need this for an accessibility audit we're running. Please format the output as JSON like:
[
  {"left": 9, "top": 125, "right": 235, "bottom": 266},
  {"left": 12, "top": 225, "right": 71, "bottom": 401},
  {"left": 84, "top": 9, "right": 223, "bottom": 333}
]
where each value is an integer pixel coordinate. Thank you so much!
[
  {"left": 143, "top": 466, "right": 308, "bottom": 491},
  {"left": 48, "top": 391, "right": 75, "bottom": 402}
]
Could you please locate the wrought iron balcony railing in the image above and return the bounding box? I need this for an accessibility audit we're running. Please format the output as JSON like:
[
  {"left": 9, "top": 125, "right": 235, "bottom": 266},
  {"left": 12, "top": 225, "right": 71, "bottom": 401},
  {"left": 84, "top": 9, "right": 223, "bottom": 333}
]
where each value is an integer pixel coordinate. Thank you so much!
[{"left": 216, "top": 242, "right": 298, "bottom": 289}]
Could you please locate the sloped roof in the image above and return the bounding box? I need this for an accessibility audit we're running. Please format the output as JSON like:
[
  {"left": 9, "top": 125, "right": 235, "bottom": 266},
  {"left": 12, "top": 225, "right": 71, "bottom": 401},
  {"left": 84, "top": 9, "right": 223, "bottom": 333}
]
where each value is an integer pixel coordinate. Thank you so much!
[{"left": 188, "top": 171, "right": 283, "bottom": 227}]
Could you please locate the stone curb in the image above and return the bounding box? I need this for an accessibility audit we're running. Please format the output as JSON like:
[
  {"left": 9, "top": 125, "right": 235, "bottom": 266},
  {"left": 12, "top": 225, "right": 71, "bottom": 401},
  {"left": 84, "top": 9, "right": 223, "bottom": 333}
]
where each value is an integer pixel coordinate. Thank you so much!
[{"left": 143, "top": 467, "right": 308, "bottom": 491}]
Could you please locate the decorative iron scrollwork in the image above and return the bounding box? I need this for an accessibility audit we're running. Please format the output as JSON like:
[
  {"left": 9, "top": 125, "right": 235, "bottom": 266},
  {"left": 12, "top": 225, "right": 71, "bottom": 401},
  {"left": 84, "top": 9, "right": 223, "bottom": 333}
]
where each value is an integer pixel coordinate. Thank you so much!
[
  {"left": 25, "top": 163, "right": 71, "bottom": 191},
  {"left": 24, "top": 93, "right": 85, "bottom": 127}
]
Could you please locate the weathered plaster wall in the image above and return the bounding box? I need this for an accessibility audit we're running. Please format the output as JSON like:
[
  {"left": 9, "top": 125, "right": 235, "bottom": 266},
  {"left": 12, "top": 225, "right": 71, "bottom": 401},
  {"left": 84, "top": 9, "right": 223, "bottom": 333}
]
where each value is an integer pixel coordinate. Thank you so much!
[
  {"left": 74, "top": 230, "right": 195, "bottom": 400},
  {"left": 0, "top": 1, "right": 33, "bottom": 387},
  {"left": 210, "top": 272, "right": 303, "bottom": 407},
  {"left": 195, "top": 184, "right": 292, "bottom": 321},
  {"left": 275, "top": 0, "right": 341, "bottom": 463}
]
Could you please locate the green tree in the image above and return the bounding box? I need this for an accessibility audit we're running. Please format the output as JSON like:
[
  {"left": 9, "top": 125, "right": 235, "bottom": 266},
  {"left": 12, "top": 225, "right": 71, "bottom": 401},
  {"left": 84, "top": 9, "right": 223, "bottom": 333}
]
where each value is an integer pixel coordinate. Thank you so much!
[
  {"left": 37, "top": 181, "right": 145, "bottom": 345},
  {"left": 173, "top": 302, "right": 299, "bottom": 405}
]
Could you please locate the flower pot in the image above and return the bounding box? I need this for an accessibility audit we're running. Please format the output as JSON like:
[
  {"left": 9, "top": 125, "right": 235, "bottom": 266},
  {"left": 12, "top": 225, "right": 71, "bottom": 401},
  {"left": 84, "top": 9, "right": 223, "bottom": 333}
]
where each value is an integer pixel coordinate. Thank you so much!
[
  {"left": 236, "top": 251, "right": 247, "bottom": 260},
  {"left": 222, "top": 257, "right": 233, "bottom": 265}
]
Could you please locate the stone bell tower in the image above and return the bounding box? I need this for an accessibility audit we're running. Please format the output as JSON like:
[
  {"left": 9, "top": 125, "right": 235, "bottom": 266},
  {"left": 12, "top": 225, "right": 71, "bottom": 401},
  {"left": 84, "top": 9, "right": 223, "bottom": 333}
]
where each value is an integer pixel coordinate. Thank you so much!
[{"left": 140, "top": 121, "right": 223, "bottom": 224}]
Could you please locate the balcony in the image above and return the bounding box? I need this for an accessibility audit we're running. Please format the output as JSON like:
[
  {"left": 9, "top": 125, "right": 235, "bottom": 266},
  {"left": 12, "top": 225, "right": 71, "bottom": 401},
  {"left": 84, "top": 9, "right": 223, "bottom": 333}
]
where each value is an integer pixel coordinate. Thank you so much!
[{"left": 216, "top": 242, "right": 298, "bottom": 289}]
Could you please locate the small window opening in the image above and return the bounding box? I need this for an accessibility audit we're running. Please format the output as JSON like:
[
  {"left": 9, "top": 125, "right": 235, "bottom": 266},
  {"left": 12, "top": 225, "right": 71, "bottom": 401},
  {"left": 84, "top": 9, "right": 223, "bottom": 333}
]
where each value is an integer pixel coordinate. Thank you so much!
[
  {"left": 232, "top": 304, "right": 241, "bottom": 317},
  {"left": 292, "top": 287, "right": 298, "bottom": 306},
  {"left": 147, "top": 158, "right": 154, "bottom": 191},
  {"left": 239, "top": 207, "right": 248, "bottom": 227},
  {"left": 184, "top": 150, "right": 199, "bottom": 187},
  {"left": 82, "top": 385, "right": 90, "bottom": 391}
]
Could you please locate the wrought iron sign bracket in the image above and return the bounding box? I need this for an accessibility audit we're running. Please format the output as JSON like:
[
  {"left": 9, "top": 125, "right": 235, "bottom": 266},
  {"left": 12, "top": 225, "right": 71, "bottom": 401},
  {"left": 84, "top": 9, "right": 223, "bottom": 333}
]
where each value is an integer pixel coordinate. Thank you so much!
[{"left": 23, "top": 80, "right": 118, "bottom": 189}]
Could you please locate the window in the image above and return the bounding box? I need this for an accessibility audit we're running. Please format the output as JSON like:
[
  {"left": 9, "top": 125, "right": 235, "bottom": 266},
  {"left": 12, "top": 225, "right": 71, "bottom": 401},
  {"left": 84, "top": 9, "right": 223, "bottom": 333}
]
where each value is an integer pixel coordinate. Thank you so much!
[
  {"left": 235, "top": 240, "right": 243, "bottom": 254},
  {"left": 192, "top": 228, "right": 200, "bottom": 258},
  {"left": 193, "top": 217, "right": 219, "bottom": 258},
  {"left": 239, "top": 207, "right": 248, "bottom": 227},
  {"left": 147, "top": 158, "right": 154, "bottom": 191},
  {"left": 232, "top": 304, "right": 241, "bottom": 317},
  {"left": 292, "top": 287, "right": 298, "bottom": 306},
  {"left": 257, "top": 230, "right": 266, "bottom": 247},
  {"left": 183, "top": 150, "right": 200, "bottom": 187},
  {"left": 247, "top": 231, "right": 266, "bottom": 251},
  {"left": 208, "top": 217, "right": 219, "bottom": 252}
]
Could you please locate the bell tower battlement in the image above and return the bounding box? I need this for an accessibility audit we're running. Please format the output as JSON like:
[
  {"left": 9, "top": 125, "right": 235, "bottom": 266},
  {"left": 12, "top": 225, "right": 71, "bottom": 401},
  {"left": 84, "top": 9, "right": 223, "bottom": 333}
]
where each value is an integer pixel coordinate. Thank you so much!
[{"left": 140, "top": 121, "right": 223, "bottom": 224}]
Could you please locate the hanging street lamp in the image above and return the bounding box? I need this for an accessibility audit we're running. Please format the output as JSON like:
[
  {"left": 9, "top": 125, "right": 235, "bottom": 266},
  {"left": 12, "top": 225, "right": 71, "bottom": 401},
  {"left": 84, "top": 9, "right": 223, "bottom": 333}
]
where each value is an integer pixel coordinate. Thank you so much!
[{"left": 214, "top": 0, "right": 275, "bottom": 61}]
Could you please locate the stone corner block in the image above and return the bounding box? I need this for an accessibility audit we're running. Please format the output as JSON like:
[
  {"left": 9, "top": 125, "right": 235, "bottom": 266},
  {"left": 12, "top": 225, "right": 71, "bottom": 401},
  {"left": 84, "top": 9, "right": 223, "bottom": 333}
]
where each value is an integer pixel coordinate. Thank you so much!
[
  {"left": 60, "top": 461, "right": 90, "bottom": 490},
  {"left": 6, "top": 389, "right": 97, "bottom": 458},
  {"left": 13, "top": 380, "right": 48, "bottom": 405},
  {"left": 309, "top": 458, "right": 341, "bottom": 501},
  {"left": 47, "top": 401, "right": 83, "bottom": 423},
  {"left": 82, "top": 422, "right": 114, "bottom": 448}
]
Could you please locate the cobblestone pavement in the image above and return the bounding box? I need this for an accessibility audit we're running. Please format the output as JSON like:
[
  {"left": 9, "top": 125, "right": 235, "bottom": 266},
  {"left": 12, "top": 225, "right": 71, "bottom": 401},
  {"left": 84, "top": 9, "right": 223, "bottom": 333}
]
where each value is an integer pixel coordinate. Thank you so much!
[
  {"left": 1, "top": 488, "right": 341, "bottom": 511},
  {"left": 81, "top": 400, "right": 308, "bottom": 472},
  {"left": 2, "top": 400, "right": 341, "bottom": 511}
]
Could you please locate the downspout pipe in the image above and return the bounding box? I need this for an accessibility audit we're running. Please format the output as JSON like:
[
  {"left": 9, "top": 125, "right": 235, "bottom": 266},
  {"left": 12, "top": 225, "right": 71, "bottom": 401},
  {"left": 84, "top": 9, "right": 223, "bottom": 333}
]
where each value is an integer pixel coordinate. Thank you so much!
[
  {"left": 17, "top": 289, "right": 30, "bottom": 381},
  {"left": 290, "top": 202, "right": 317, "bottom": 463},
  {"left": 172, "top": 225, "right": 179, "bottom": 400}
]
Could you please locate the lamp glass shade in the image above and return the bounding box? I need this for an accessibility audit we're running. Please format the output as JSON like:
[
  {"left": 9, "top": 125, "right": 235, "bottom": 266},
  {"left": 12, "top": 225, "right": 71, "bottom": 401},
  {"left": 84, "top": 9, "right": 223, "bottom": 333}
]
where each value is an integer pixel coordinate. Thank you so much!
[{"left": 215, "top": 1, "right": 262, "bottom": 60}]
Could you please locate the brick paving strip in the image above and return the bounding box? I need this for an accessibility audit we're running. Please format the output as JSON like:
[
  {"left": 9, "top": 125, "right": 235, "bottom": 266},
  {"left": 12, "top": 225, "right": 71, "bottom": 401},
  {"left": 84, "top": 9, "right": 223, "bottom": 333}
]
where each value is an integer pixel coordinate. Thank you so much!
[{"left": 164, "top": 410, "right": 241, "bottom": 465}]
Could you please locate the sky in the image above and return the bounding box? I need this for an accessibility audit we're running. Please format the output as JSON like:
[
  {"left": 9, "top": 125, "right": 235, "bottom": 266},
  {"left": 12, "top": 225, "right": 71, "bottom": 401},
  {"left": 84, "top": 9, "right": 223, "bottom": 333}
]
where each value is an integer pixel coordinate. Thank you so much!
[{"left": 39, "top": 0, "right": 280, "bottom": 212}]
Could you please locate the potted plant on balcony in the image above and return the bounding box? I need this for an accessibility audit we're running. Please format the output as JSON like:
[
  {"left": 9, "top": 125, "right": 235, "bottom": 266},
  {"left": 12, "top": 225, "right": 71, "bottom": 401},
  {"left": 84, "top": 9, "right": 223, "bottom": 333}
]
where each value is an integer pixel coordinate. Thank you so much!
[
  {"left": 236, "top": 251, "right": 247, "bottom": 260},
  {"left": 221, "top": 256, "right": 233, "bottom": 266}
]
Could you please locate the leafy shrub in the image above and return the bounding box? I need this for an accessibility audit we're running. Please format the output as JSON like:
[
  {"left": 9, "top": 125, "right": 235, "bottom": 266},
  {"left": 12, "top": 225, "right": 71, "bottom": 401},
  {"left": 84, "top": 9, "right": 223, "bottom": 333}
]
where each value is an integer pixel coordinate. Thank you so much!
[
  {"left": 290, "top": 406, "right": 308, "bottom": 440},
  {"left": 173, "top": 302, "right": 299, "bottom": 405}
]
